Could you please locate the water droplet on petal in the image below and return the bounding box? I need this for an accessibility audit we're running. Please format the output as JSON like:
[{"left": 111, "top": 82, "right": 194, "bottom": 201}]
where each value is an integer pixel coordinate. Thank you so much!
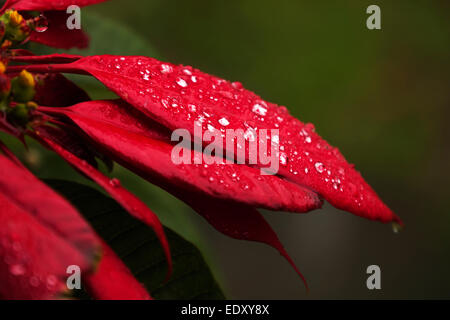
[
  {"left": 231, "top": 82, "right": 243, "bottom": 89},
  {"left": 240, "top": 183, "right": 250, "bottom": 191},
  {"left": 218, "top": 117, "right": 230, "bottom": 126},
  {"left": 46, "top": 275, "right": 58, "bottom": 289},
  {"left": 34, "top": 14, "right": 48, "bottom": 33},
  {"left": 280, "top": 153, "right": 288, "bottom": 166},
  {"left": 10, "top": 264, "right": 26, "bottom": 276},
  {"left": 314, "top": 162, "right": 325, "bottom": 173},
  {"left": 109, "top": 178, "right": 121, "bottom": 188},
  {"left": 188, "top": 104, "right": 197, "bottom": 112},
  {"left": 252, "top": 103, "right": 267, "bottom": 116},
  {"left": 392, "top": 222, "right": 403, "bottom": 234},
  {"left": 160, "top": 64, "right": 173, "bottom": 74},
  {"left": 176, "top": 77, "right": 188, "bottom": 87}
]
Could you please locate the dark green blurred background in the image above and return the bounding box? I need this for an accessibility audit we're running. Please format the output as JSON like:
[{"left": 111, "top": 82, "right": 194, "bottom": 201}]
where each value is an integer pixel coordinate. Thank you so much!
[{"left": 2, "top": 0, "right": 450, "bottom": 298}]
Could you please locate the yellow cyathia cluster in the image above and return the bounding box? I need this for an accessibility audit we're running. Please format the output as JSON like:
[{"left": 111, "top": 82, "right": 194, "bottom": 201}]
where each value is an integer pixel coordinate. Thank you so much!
[
  {"left": 0, "top": 62, "right": 38, "bottom": 127},
  {"left": 0, "top": 10, "right": 31, "bottom": 47}
]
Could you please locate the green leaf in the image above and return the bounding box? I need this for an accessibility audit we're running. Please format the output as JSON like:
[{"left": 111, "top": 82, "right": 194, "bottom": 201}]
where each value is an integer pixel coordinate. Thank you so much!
[
  {"left": 28, "top": 11, "right": 161, "bottom": 100},
  {"left": 45, "top": 179, "right": 225, "bottom": 300}
]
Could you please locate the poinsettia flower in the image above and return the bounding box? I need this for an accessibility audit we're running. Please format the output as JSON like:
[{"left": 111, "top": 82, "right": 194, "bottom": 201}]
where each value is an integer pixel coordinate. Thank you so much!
[
  {"left": 0, "top": 1, "right": 402, "bottom": 299},
  {"left": 2, "top": 52, "right": 402, "bottom": 292}
]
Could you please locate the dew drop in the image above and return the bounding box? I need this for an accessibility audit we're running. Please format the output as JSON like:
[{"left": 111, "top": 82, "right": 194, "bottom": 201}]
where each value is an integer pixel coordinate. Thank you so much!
[
  {"left": 240, "top": 183, "right": 250, "bottom": 191},
  {"left": 160, "top": 64, "right": 173, "bottom": 74},
  {"left": 161, "top": 99, "right": 170, "bottom": 109},
  {"left": 218, "top": 117, "right": 230, "bottom": 126},
  {"left": 10, "top": 264, "right": 26, "bottom": 276},
  {"left": 176, "top": 78, "right": 188, "bottom": 87},
  {"left": 46, "top": 275, "right": 58, "bottom": 289},
  {"left": 314, "top": 162, "right": 325, "bottom": 173},
  {"left": 34, "top": 14, "right": 48, "bottom": 33},
  {"left": 252, "top": 103, "right": 267, "bottom": 116},
  {"left": 280, "top": 153, "right": 288, "bottom": 166},
  {"left": 109, "top": 178, "right": 121, "bottom": 188},
  {"left": 392, "top": 222, "right": 403, "bottom": 234},
  {"left": 231, "top": 82, "right": 243, "bottom": 89}
]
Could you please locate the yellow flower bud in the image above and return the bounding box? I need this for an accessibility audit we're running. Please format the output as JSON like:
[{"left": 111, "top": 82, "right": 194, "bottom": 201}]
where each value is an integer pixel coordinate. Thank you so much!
[
  {"left": 9, "top": 10, "right": 24, "bottom": 27},
  {"left": 0, "top": 62, "right": 6, "bottom": 74},
  {"left": 1, "top": 40, "right": 12, "bottom": 49},
  {"left": 18, "top": 70, "right": 35, "bottom": 88},
  {"left": 11, "top": 71, "right": 36, "bottom": 103},
  {"left": 26, "top": 101, "right": 38, "bottom": 110}
]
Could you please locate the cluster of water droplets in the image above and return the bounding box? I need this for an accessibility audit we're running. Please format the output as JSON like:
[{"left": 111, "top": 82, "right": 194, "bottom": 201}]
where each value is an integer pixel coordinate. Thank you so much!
[
  {"left": 194, "top": 163, "right": 255, "bottom": 193},
  {"left": 96, "top": 56, "right": 373, "bottom": 206}
]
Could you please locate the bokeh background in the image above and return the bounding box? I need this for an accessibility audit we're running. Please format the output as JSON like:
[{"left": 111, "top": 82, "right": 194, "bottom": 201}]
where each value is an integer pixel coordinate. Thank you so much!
[{"left": 2, "top": 0, "right": 449, "bottom": 299}]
